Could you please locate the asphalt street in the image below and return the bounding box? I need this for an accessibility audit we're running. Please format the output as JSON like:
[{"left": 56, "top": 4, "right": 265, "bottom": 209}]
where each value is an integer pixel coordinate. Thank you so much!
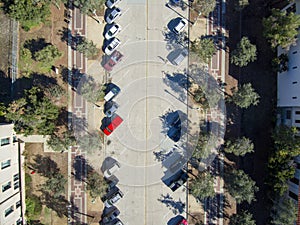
[{"left": 103, "top": 0, "right": 197, "bottom": 224}]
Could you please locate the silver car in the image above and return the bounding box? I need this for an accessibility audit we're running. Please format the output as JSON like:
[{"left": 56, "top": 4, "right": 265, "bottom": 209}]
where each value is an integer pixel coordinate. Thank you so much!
[
  {"left": 105, "top": 7, "right": 122, "bottom": 24},
  {"left": 106, "top": 0, "right": 121, "bottom": 9}
]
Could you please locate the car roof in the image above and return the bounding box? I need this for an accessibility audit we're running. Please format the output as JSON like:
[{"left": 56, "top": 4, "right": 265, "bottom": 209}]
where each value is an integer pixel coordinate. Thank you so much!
[{"left": 106, "top": 115, "right": 123, "bottom": 132}]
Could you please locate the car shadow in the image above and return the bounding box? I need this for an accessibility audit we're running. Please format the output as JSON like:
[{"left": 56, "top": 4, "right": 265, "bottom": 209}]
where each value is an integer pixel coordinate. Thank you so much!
[
  {"left": 101, "top": 157, "right": 119, "bottom": 174},
  {"left": 167, "top": 215, "right": 185, "bottom": 225}
]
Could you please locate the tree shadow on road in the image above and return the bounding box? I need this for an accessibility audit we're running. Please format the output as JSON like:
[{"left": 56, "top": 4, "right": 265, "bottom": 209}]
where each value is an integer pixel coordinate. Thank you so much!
[{"left": 158, "top": 194, "right": 186, "bottom": 215}]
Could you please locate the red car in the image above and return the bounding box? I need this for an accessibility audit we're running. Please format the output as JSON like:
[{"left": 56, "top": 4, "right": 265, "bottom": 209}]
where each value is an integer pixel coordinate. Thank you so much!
[
  {"left": 102, "top": 114, "right": 123, "bottom": 136},
  {"left": 177, "top": 219, "right": 188, "bottom": 225},
  {"left": 103, "top": 50, "right": 124, "bottom": 72}
]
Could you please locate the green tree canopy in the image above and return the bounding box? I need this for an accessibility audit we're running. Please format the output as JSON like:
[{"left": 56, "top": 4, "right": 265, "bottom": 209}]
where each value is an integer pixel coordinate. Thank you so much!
[
  {"left": 270, "top": 196, "right": 297, "bottom": 225},
  {"left": 229, "top": 210, "right": 255, "bottom": 225},
  {"left": 4, "top": 87, "right": 59, "bottom": 135},
  {"left": 191, "top": 38, "right": 216, "bottom": 63},
  {"left": 73, "top": 0, "right": 105, "bottom": 15},
  {"left": 77, "top": 131, "right": 103, "bottom": 153},
  {"left": 267, "top": 125, "right": 300, "bottom": 195},
  {"left": 230, "top": 83, "right": 260, "bottom": 108},
  {"left": 40, "top": 174, "right": 66, "bottom": 198},
  {"left": 273, "top": 125, "right": 300, "bottom": 157},
  {"left": 86, "top": 171, "right": 108, "bottom": 199},
  {"left": 225, "top": 169, "right": 258, "bottom": 204},
  {"left": 224, "top": 137, "right": 254, "bottom": 156},
  {"left": 79, "top": 77, "right": 106, "bottom": 103},
  {"left": 1, "top": 0, "right": 51, "bottom": 30},
  {"left": 234, "top": 0, "right": 249, "bottom": 11},
  {"left": 192, "top": 132, "right": 218, "bottom": 160},
  {"left": 231, "top": 37, "right": 257, "bottom": 67},
  {"left": 76, "top": 37, "right": 99, "bottom": 58},
  {"left": 47, "top": 131, "right": 76, "bottom": 152},
  {"left": 194, "top": 0, "right": 216, "bottom": 17},
  {"left": 34, "top": 45, "right": 62, "bottom": 64},
  {"left": 263, "top": 9, "right": 300, "bottom": 49},
  {"left": 190, "top": 172, "right": 215, "bottom": 201}
]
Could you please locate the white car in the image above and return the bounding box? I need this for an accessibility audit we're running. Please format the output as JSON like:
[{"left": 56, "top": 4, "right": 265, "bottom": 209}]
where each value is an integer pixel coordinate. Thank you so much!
[
  {"left": 105, "top": 7, "right": 122, "bottom": 24},
  {"left": 173, "top": 18, "right": 188, "bottom": 34},
  {"left": 104, "top": 188, "right": 123, "bottom": 208},
  {"left": 105, "top": 38, "right": 121, "bottom": 55},
  {"left": 106, "top": 0, "right": 121, "bottom": 9},
  {"left": 104, "top": 23, "right": 121, "bottom": 40},
  {"left": 104, "top": 162, "right": 121, "bottom": 178}
]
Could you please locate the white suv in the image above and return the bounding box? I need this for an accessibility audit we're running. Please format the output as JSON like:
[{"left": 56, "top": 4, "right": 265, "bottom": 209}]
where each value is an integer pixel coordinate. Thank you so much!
[
  {"left": 173, "top": 18, "right": 187, "bottom": 34},
  {"left": 105, "top": 38, "right": 121, "bottom": 55}
]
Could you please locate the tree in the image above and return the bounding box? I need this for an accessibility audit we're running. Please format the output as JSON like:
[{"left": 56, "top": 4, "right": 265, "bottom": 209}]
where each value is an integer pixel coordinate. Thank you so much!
[
  {"left": 76, "top": 37, "right": 99, "bottom": 58},
  {"left": 230, "top": 83, "right": 260, "bottom": 108},
  {"left": 77, "top": 131, "right": 103, "bottom": 153},
  {"left": 270, "top": 196, "right": 297, "bottom": 225},
  {"left": 192, "top": 133, "right": 218, "bottom": 160},
  {"left": 191, "top": 38, "right": 216, "bottom": 63},
  {"left": 267, "top": 125, "right": 300, "bottom": 195},
  {"left": 73, "top": 0, "right": 105, "bottom": 15},
  {"left": 194, "top": 0, "right": 216, "bottom": 17},
  {"left": 272, "top": 125, "right": 300, "bottom": 157},
  {"left": 0, "top": 103, "right": 6, "bottom": 116},
  {"left": 272, "top": 53, "right": 288, "bottom": 73},
  {"left": 263, "top": 9, "right": 300, "bottom": 49},
  {"left": 224, "top": 137, "right": 254, "bottom": 156},
  {"left": 40, "top": 174, "right": 66, "bottom": 198},
  {"left": 79, "top": 77, "right": 106, "bottom": 103},
  {"left": 190, "top": 172, "right": 215, "bottom": 201},
  {"left": 234, "top": 0, "right": 249, "bottom": 11},
  {"left": 34, "top": 45, "right": 62, "bottom": 64},
  {"left": 225, "top": 169, "right": 258, "bottom": 204},
  {"left": 4, "top": 87, "right": 59, "bottom": 135},
  {"left": 230, "top": 37, "right": 257, "bottom": 67},
  {"left": 47, "top": 131, "right": 76, "bottom": 152},
  {"left": 86, "top": 171, "right": 108, "bottom": 199},
  {"left": 229, "top": 210, "right": 255, "bottom": 225},
  {"left": 1, "top": 0, "right": 51, "bottom": 31},
  {"left": 25, "top": 194, "right": 42, "bottom": 218}
]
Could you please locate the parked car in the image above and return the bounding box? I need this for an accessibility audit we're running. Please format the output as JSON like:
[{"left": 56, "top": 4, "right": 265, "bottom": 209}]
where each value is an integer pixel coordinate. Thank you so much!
[
  {"left": 172, "top": 48, "right": 188, "bottom": 65},
  {"left": 102, "top": 207, "right": 120, "bottom": 223},
  {"left": 104, "top": 85, "right": 120, "bottom": 102},
  {"left": 105, "top": 7, "right": 122, "bottom": 24},
  {"left": 110, "top": 219, "right": 124, "bottom": 225},
  {"left": 169, "top": 170, "right": 188, "bottom": 191},
  {"left": 173, "top": 18, "right": 187, "bottom": 34},
  {"left": 176, "top": 218, "right": 188, "bottom": 225},
  {"left": 104, "top": 102, "right": 119, "bottom": 117},
  {"left": 106, "top": 0, "right": 121, "bottom": 9},
  {"left": 105, "top": 37, "right": 121, "bottom": 55},
  {"left": 167, "top": 126, "right": 181, "bottom": 142},
  {"left": 104, "top": 161, "right": 121, "bottom": 178},
  {"left": 104, "top": 187, "right": 124, "bottom": 207},
  {"left": 102, "top": 114, "right": 123, "bottom": 136},
  {"left": 103, "top": 50, "right": 124, "bottom": 72},
  {"left": 104, "top": 23, "right": 121, "bottom": 40}
]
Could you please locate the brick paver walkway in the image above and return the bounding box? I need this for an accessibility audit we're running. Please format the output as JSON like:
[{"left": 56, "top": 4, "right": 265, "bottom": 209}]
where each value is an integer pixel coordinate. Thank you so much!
[{"left": 68, "top": 5, "right": 89, "bottom": 225}]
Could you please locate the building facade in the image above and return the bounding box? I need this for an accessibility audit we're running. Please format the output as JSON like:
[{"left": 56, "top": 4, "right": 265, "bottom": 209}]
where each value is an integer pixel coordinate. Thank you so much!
[{"left": 0, "top": 124, "right": 24, "bottom": 225}]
